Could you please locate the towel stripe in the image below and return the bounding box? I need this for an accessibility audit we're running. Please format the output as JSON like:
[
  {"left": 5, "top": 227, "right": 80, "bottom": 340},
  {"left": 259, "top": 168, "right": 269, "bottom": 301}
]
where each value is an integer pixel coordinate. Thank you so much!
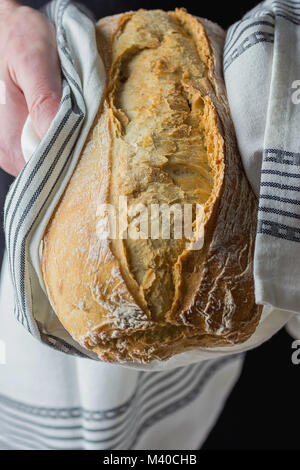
[
  {"left": 0, "top": 356, "right": 241, "bottom": 449},
  {"left": 224, "top": 20, "right": 275, "bottom": 56},
  {"left": 224, "top": 0, "right": 300, "bottom": 71}
]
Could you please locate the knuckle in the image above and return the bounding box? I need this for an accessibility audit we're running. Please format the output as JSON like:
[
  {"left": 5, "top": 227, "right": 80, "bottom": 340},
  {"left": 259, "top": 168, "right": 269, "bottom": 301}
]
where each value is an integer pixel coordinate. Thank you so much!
[{"left": 29, "top": 92, "right": 59, "bottom": 116}]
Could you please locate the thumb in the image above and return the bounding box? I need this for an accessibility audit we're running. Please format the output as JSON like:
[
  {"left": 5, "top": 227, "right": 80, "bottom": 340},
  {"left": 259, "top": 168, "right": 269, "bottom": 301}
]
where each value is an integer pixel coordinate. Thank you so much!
[
  {"left": 29, "top": 91, "right": 61, "bottom": 139},
  {"left": 10, "top": 42, "right": 62, "bottom": 140}
]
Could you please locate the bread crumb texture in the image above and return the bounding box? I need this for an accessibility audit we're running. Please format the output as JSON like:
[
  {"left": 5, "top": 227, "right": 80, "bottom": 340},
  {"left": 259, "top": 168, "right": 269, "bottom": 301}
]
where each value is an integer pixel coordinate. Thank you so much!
[{"left": 42, "top": 9, "right": 262, "bottom": 363}]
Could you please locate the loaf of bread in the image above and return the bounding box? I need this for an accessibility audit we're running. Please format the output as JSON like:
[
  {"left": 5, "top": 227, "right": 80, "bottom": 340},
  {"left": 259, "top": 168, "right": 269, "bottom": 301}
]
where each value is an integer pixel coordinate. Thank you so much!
[{"left": 42, "top": 8, "right": 262, "bottom": 363}]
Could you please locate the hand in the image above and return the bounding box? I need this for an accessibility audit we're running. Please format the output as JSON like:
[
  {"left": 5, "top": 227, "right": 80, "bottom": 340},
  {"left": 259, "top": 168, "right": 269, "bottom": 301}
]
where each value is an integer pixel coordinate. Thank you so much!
[{"left": 0, "top": 0, "right": 62, "bottom": 176}]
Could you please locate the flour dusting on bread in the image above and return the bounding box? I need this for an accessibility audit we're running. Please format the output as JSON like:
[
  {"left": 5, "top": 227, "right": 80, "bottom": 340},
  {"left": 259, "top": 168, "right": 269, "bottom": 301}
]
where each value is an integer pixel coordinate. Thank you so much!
[{"left": 42, "top": 9, "right": 262, "bottom": 363}]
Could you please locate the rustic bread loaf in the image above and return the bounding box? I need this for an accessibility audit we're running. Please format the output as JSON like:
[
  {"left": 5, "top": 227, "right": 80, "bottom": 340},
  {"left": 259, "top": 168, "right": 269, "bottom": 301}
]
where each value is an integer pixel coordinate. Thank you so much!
[{"left": 42, "top": 9, "right": 262, "bottom": 363}]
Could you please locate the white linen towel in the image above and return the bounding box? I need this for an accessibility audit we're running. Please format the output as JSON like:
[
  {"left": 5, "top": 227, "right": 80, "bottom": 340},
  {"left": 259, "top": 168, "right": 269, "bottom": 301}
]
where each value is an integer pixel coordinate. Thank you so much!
[
  {"left": 224, "top": 0, "right": 300, "bottom": 315},
  {"left": 0, "top": 254, "right": 244, "bottom": 449}
]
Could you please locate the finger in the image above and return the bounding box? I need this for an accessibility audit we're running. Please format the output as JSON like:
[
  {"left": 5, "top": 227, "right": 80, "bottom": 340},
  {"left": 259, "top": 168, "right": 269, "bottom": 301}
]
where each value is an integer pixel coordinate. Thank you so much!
[
  {"left": 0, "top": 68, "right": 28, "bottom": 176},
  {"left": 10, "top": 29, "right": 62, "bottom": 139}
]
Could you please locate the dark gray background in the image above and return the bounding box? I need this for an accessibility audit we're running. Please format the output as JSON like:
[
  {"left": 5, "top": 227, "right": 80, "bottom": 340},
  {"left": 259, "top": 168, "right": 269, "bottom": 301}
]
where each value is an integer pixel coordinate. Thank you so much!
[{"left": 0, "top": 0, "right": 298, "bottom": 450}]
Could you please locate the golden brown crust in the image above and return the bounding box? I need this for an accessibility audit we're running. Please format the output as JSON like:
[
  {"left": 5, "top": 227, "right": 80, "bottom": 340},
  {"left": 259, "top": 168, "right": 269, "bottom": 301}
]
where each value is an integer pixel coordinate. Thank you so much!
[{"left": 42, "top": 9, "right": 262, "bottom": 364}]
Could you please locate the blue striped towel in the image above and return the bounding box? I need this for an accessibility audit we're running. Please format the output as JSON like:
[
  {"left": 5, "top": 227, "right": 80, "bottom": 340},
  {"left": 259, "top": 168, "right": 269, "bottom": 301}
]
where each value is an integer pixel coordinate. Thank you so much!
[{"left": 224, "top": 0, "right": 300, "bottom": 315}]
